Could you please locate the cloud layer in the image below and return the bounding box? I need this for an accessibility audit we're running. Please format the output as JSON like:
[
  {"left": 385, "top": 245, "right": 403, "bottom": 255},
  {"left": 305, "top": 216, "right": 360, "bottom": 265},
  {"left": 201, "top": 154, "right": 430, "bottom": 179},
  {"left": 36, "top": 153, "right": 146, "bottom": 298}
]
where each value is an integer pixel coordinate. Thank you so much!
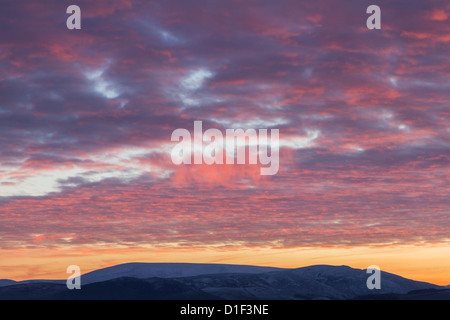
[{"left": 0, "top": 0, "right": 449, "bottom": 250}]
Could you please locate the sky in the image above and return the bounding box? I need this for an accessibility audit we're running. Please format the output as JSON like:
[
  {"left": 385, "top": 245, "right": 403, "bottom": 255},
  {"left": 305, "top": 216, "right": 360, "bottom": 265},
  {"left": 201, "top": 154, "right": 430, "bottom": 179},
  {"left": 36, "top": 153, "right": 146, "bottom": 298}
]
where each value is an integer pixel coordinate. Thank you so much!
[{"left": 0, "top": 0, "right": 449, "bottom": 285}]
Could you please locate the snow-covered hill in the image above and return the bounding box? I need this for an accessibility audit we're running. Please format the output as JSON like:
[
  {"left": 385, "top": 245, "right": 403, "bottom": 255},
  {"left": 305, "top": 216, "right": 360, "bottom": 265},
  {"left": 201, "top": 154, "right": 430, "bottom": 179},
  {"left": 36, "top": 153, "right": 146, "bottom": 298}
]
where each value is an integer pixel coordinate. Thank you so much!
[
  {"left": 0, "top": 263, "right": 444, "bottom": 300},
  {"left": 81, "top": 262, "right": 283, "bottom": 284},
  {"left": 176, "top": 265, "right": 440, "bottom": 299}
]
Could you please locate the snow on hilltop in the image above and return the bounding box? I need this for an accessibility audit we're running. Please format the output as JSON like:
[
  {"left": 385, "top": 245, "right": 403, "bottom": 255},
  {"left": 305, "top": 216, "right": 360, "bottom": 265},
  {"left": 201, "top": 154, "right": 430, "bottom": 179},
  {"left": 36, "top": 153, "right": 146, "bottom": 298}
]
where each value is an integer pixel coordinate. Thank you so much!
[{"left": 81, "top": 262, "right": 284, "bottom": 284}]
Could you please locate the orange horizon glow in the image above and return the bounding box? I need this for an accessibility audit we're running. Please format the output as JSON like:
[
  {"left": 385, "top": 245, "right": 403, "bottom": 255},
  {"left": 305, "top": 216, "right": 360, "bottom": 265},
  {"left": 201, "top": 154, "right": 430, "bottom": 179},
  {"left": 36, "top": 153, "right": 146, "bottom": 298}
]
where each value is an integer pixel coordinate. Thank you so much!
[{"left": 2, "top": 244, "right": 449, "bottom": 286}]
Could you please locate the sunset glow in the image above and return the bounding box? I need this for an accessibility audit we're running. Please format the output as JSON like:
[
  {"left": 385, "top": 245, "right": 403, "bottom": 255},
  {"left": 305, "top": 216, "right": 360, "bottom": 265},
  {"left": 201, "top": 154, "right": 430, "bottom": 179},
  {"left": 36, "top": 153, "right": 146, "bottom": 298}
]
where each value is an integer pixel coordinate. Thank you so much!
[{"left": 0, "top": 0, "right": 449, "bottom": 286}]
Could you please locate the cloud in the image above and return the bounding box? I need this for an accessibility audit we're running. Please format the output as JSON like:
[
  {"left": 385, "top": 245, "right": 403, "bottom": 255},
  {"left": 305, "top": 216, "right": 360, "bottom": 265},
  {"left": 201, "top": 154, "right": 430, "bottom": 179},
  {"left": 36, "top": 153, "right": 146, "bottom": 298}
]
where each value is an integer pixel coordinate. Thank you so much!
[
  {"left": 0, "top": 0, "right": 448, "bottom": 251},
  {"left": 429, "top": 9, "right": 448, "bottom": 21}
]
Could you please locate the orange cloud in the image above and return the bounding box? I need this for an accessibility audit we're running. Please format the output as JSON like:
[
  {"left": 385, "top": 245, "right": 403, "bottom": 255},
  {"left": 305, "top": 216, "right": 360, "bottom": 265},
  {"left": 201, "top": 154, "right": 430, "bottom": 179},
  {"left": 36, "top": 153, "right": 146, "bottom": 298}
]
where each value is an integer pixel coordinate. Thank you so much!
[{"left": 430, "top": 9, "right": 448, "bottom": 21}]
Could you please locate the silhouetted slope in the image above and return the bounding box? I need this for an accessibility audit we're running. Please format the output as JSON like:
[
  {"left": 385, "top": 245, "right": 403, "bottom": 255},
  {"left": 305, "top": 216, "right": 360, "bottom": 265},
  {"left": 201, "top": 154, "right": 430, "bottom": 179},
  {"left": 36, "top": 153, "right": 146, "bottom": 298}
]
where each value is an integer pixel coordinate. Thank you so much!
[
  {"left": 55, "top": 277, "right": 221, "bottom": 300},
  {"left": 0, "top": 280, "right": 17, "bottom": 287},
  {"left": 0, "top": 282, "right": 66, "bottom": 300},
  {"left": 0, "top": 277, "right": 220, "bottom": 300},
  {"left": 355, "top": 288, "right": 450, "bottom": 300}
]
